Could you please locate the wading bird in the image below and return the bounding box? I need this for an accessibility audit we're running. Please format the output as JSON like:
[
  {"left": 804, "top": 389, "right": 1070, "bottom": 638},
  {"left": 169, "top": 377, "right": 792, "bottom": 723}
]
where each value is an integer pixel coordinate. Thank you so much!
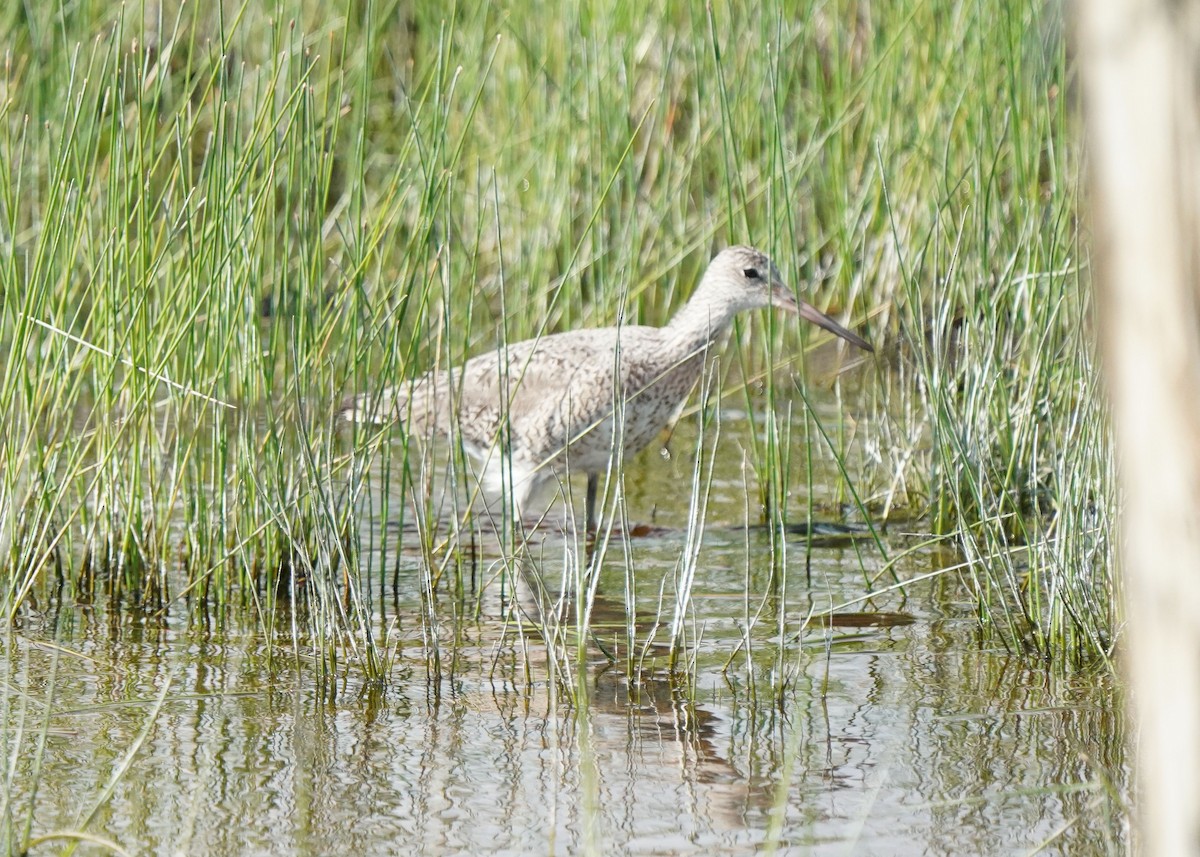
[{"left": 341, "top": 246, "right": 873, "bottom": 530}]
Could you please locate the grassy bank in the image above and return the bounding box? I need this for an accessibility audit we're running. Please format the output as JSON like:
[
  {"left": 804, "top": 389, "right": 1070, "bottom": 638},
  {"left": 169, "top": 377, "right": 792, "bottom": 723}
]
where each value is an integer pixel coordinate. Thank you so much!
[{"left": 0, "top": 0, "right": 1110, "bottom": 669}]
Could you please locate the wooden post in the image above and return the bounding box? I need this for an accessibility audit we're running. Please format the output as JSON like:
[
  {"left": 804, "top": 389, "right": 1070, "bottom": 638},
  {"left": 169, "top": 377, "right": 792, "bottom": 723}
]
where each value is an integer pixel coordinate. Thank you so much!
[{"left": 1080, "top": 3, "right": 1200, "bottom": 853}]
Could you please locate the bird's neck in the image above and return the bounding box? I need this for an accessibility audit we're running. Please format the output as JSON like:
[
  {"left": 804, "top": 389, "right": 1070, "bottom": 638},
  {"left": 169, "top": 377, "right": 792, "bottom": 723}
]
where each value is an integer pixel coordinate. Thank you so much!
[{"left": 663, "top": 285, "right": 738, "bottom": 358}]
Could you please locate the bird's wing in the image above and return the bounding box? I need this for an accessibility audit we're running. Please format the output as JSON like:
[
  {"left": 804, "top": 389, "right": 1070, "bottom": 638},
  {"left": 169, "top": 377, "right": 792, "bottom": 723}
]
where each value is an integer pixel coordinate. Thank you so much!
[
  {"left": 449, "top": 329, "right": 625, "bottom": 447},
  {"left": 336, "top": 335, "right": 549, "bottom": 430},
  {"left": 343, "top": 326, "right": 666, "bottom": 460},
  {"left": 509, "top": 335, "right": 622, "bottom": 442},
  {"left": 505, "top": 327, "right": 683, "bottom": 467}
]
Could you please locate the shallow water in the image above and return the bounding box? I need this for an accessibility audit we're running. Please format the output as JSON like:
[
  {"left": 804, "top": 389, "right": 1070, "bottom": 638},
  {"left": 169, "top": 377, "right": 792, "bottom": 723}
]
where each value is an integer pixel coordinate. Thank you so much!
[{"left": 2, "top": 388, "right": 1126, "bottom": 856}]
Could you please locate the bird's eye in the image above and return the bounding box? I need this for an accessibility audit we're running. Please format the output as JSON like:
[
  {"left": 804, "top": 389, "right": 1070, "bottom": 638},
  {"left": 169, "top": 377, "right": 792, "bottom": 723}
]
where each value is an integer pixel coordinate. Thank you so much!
[{"left": 743, "top": 267, "right": 761, "bottom": 280}]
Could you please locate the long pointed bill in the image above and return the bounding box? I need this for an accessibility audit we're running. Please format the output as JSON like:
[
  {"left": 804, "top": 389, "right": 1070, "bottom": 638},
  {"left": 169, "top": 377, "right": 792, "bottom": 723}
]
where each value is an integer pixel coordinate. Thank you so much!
[
  {"left": 796, "top": 300, "right": 873, "bottom": 350},
  {"left": 770, "top": 281, "right": 874, "bottom": 352},
  {"left": 777, "top": 282, "right": 873, "bottom": 352},
  {"left": 797, "top": 300, "right": 874, "bottom": 352}
]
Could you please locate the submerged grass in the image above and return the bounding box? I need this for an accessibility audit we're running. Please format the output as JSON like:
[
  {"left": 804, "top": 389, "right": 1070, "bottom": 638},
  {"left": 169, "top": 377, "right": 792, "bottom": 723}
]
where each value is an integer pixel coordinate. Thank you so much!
[{"left": 0, "top": 0, "right": 1110, "bottom": 694}]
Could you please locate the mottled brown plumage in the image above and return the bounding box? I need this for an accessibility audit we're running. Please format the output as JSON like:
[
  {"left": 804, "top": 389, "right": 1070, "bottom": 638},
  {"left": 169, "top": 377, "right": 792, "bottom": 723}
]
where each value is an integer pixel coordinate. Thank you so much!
[{"left": 341, "top": 246, "right": 872, "bottom": 527}]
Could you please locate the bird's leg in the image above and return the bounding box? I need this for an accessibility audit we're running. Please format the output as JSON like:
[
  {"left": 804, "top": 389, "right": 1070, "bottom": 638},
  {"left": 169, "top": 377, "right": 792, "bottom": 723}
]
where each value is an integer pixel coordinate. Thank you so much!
[{"left": 585, "top": 473, "right": 599, "bottom": 534}]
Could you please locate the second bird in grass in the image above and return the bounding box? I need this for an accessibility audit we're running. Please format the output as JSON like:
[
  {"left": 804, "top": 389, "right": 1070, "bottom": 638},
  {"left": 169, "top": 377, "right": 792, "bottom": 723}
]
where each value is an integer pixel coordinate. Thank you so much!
[{"left": 340, "top": 245, "right": 873, "bottom": 530}]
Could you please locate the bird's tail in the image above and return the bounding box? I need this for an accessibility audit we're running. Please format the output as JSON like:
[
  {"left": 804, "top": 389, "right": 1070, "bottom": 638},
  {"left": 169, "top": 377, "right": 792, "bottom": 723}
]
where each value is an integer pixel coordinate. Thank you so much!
[
  {"left": 337, "top": 386, "right": 408, "bottom": 425},
  {"left": 338, "top": 377, "right": 448, "bottom": 434}
]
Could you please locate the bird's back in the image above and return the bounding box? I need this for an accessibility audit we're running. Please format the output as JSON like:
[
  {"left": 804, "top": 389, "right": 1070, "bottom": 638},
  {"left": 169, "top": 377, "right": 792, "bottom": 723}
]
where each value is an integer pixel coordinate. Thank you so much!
[{"left": 342, "top": 322, "right": 708, "bottom": 476}]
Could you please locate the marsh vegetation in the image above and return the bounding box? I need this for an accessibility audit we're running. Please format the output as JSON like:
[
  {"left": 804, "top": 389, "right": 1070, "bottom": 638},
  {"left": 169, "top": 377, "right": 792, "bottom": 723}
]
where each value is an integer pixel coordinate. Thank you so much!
[{"left": 0, "top": 0, "right": 1122, "bottom": 853}]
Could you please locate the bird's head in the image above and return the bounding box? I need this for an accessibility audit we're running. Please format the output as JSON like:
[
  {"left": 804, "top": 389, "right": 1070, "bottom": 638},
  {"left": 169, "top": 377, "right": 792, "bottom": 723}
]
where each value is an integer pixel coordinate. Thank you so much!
[{"left": 703, "top": 245, "right": 873, "bottom": 352}]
